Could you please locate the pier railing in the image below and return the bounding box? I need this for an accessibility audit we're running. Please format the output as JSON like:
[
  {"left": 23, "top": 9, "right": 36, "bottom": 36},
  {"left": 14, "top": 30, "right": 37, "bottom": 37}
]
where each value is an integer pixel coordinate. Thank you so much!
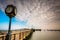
[{"left": 0, "top": 30, "right": 31, "bottom": 40}]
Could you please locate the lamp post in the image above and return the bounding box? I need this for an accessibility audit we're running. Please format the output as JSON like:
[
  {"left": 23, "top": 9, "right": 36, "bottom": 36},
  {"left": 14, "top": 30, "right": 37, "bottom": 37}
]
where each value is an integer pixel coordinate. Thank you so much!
[{"left": 5, "top": 5, "right": 17, "bottom": 40}]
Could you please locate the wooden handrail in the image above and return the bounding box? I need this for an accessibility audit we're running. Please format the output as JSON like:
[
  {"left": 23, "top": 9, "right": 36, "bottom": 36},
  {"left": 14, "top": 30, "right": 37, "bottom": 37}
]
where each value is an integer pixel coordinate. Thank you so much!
[{"left": 0, "top": 30, "right": 31, "bottom": 40}]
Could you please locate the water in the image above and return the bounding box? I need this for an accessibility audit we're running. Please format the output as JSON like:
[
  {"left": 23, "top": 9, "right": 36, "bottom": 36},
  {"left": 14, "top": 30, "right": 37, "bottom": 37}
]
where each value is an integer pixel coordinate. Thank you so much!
[{"left": 29, "top": 31, "right": 60, "bottom": 40}]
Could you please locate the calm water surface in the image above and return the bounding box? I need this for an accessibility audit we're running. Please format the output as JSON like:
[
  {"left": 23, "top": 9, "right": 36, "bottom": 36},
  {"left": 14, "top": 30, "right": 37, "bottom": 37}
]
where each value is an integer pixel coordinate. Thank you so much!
[{"left": 29, "top": 31, "right": 60, "bottom": 40}]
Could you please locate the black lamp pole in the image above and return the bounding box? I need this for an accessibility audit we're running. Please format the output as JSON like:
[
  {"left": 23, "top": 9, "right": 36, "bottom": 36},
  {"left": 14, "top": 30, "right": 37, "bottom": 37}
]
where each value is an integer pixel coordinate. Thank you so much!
[
  {"left": 5, "top": 5, "right": 17, "bottom": 40},
  {"left": 5, "top": 18, "right": 12, "bottom": 40}
]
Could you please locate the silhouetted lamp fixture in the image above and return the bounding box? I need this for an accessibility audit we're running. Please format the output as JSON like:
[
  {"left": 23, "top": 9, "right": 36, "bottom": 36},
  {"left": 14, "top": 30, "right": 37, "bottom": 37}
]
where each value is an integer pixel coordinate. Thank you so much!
[{"left": 5, "top": 5, "right": 17, "bottom": 40}]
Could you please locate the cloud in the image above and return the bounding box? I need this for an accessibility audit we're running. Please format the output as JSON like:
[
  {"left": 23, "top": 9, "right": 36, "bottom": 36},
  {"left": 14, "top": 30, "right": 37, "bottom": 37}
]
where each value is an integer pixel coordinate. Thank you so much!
[
  {"left": 0, "top": 23, "right": 26, "bottom": 30},
  {"left": 0, "top": 0, "right": 60, "bottom": 29}
]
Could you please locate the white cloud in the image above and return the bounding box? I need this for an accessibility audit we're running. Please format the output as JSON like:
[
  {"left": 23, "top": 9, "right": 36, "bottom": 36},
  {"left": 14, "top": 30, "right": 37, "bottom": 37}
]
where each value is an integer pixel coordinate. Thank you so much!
[
  {"left": 0, "top": 23, "right": 26, "bottom": 30},
  {"left": 0, "top": 0, "right": 60, "bottom": 29}
]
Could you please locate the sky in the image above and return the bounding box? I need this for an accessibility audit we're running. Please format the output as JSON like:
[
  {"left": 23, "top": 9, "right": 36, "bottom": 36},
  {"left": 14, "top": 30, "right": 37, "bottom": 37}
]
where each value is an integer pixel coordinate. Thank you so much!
[
  {"left": 0, "top": 9, "right": 27, "bottom": 30},
  {"left": 0, "top": 0, "right": 60, "bottom": 30}
]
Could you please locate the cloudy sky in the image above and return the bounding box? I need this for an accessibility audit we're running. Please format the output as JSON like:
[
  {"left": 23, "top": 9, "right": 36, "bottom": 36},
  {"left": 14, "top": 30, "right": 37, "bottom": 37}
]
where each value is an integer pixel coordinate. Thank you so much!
[{"left": 0, "top": 0, "right": 60, "bottom": 30}]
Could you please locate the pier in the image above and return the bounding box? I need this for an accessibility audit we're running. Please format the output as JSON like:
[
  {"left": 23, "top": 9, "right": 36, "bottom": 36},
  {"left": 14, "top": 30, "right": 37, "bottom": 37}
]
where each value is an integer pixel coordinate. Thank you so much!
[{"left": 0, "top": 29, "right": 33, "bottom": 40}]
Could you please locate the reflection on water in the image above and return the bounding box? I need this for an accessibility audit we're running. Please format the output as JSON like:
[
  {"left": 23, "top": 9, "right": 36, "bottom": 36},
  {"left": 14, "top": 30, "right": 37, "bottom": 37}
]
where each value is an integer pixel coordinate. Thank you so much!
[{"left": 29, "top": 31, "right": 60, "bottom": 40}]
